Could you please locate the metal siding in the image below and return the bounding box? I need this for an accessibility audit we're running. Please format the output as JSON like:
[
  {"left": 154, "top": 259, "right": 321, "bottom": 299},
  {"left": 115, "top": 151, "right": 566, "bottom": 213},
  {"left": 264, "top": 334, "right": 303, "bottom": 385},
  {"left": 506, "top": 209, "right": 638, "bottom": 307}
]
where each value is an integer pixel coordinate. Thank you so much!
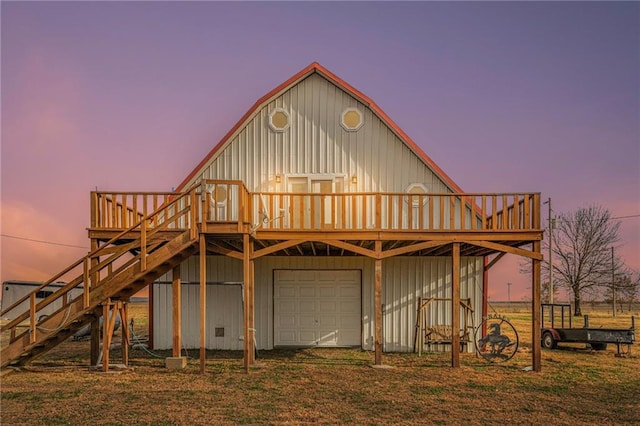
[
  {"left": 182, "top": 73, "right": 453, "bottom": 195},
  {"left": 154, "top": 255, "right": 483, "bottom": 353},
  {"left": 152, "top": 256, "right": 244, "bottom": 350},
  {"left": 381, "top": 257, "right": 483, "bottom": 352},
  {"left": 0, "top": 283, "right": 84, "bottom": 322}
]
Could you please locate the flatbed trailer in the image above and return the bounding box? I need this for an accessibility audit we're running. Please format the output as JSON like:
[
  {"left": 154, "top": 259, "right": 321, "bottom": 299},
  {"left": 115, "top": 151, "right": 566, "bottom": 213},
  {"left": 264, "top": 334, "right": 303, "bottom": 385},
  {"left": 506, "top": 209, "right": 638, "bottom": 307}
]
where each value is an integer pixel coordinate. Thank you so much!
[{"left": 541, "top": 303, "right": 635, "bottom": 355}]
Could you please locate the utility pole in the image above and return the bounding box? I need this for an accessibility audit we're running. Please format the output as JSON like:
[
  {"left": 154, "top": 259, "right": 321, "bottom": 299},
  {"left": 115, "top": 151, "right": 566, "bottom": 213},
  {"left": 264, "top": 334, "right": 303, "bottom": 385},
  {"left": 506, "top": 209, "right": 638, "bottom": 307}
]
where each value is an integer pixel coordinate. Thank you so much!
[
  {"left": 507, "top": 282, "right": 512, "bottom": 306},
  {"left": 544, "top": 198, "right": 554, "bottom": 304},
  {"left": 612, "top": 247, "right": 616, "bottom": 317}
]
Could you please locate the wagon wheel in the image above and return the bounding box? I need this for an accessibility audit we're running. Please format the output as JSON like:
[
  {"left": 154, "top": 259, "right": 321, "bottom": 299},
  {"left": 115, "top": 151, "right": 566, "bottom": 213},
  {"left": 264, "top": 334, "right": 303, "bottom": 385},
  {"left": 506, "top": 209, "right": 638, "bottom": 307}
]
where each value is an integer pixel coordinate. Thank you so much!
[{"left": 474, "top": 317, "right": 519, "bottom": 363}]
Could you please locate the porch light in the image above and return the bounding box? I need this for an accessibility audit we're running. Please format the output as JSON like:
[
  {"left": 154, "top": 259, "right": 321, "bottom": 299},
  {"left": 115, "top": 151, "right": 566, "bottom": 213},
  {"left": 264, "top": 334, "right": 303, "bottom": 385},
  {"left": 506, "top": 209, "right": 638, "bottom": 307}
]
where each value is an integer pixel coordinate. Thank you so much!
[
  {"left": 351, "top": 175, "right": 357, "bottom": 184},
  {"left": 275, "top": 175, "right": 281, "bottom": 183}
]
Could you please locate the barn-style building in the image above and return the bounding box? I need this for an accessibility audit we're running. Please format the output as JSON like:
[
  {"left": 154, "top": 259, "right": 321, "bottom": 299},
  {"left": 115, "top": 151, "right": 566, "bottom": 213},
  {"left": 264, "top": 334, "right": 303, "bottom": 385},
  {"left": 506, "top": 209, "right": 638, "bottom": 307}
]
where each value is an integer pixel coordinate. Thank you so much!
[{"left": 1, "top": 63, "right": 544, "bottom": 372}]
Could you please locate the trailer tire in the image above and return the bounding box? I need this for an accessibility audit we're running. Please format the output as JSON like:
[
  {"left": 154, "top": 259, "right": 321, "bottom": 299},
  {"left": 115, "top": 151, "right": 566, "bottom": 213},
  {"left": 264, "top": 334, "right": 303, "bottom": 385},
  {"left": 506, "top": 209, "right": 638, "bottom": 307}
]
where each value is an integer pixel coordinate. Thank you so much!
[
  {"left": 590, "top": 343, "right": 607, "bottom": 351},
  {"left": 542, "top": 332, "right": 557, "bottom": 349}
]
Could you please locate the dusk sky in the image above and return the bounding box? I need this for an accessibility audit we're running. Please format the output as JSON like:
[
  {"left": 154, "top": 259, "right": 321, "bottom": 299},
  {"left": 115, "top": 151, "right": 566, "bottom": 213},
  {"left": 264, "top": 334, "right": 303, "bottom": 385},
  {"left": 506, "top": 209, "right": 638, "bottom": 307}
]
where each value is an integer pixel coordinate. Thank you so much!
[{"left": 1, "top": 2, "right": 638, "bottom": 302}]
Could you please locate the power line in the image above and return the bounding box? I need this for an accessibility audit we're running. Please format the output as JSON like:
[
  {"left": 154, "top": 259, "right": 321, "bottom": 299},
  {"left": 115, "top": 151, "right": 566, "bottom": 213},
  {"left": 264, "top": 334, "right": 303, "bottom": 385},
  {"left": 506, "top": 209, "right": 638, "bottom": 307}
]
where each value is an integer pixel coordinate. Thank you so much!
[
  {"left": 611, "top": 214, "right": 640, "bottom": 220},
  {"left": 0, "top": 234, "right": 89, "bottom": 249}
]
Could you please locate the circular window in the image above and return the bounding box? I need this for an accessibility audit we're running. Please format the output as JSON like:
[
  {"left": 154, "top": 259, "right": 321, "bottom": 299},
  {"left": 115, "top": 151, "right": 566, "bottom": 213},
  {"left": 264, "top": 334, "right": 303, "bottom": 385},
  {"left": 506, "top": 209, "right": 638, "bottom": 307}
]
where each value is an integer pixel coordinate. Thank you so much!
[
  {"left": 269, "top": 108, "right": 290, "bottom": 132},
  {"left": 212, "top": 186, "right": 227, "bottom": 203},
  {"left": 341, "top": 108, "right": 363, "bottom": 131},
  {"left": 405, "top": 183, "right": 429, "bottom": 206}
]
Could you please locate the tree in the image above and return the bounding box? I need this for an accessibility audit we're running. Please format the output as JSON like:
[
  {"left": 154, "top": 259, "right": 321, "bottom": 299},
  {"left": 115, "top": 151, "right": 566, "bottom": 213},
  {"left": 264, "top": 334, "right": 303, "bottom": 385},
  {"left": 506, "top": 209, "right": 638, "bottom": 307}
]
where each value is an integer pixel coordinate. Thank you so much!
[
  {"left": 551, "top": 205, "right": 621, "bottom": 316},
  {"left": 606, "top": 271, "right": 640, "bottom": 313}
]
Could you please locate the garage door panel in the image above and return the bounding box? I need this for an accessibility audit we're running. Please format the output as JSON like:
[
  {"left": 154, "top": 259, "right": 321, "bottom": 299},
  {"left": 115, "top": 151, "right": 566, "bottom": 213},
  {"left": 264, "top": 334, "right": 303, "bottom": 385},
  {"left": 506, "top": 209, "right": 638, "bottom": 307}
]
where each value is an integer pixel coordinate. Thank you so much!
[
  {"left": 299, "top": 331, "right": 317, "bottom": 342},
  {"left": 318, "top": 331, "right": 337, "bottom": 346},
  {"left": 319, "top": 301, "right": 336, "bottom": 313},
  {"left": 339, "top": 285, "right": 360, "bottom": 297},
  {"left": 276, "top": 300, "right": 297, "bottom": 313},
  {"left": 278, "top": 316, "right": 297, "bottom": 327},
  {"left": 318, "top": 315, "right": 337, "bottom": 326},
  {"left": 277, "top": 285, "right": 297, "bottom": 297},
  {"left": 299, "top": 287, "right": 316, "bottom": 297},
  {"left": 299, "top": 315, "right": 317, "bottom": 327},
  {"left": 340, "top": 300, "right": 359, "bottom": 312},
  {"left": 319, "top": 286, "right": 336, "bottom": 297},
  {"left": 299, "top": 300, "right": 316, "bottom": 312},
  {"left": 277, "top": 331, "right": 297, "bottom": 345}
]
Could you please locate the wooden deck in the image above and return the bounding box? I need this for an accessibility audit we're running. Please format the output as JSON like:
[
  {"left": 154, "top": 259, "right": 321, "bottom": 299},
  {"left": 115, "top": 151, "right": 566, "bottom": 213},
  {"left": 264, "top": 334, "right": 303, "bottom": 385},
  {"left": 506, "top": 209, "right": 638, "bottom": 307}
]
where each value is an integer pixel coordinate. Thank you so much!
[{"left": 89, "top": 180, "right": 542, "bottom": 258}]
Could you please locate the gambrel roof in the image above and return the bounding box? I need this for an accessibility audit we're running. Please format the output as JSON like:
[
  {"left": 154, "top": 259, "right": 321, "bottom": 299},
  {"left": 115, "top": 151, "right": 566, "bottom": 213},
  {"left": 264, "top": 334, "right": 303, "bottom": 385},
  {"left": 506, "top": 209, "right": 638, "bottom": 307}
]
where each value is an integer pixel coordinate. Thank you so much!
[{"left": 177, "top": 62, "right": 464, "bottom": 193}]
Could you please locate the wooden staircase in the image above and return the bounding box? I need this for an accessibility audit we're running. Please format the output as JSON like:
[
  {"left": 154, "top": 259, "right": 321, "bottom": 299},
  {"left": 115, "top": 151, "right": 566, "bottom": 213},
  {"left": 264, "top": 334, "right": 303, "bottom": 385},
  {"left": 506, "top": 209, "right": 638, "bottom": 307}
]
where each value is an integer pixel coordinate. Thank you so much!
[{"left": 1, "top": 186, "right": 201, "bottom": 368}]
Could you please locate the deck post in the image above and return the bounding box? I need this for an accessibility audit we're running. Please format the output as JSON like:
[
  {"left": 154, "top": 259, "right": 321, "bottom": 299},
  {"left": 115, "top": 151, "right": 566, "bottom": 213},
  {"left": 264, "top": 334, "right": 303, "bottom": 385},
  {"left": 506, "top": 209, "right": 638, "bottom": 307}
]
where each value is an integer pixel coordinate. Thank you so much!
[
  {"left": 532, "top": 240, "right": 542, "bottom": 372},
  {"left": 249, "top": 254, "right": 256, "bottom": 365},
  {"left": 451, "top": 242, "right": 461, "bottom": 368},
  {"left": 90, "top": 313, "right": 100, "bottom": 366},
  {"left": 199, "top": 234, "right": 207, "bottom": 374},
  {"left": 374, "top": 240, "right": 383, "bottom": 365},
  {"left": 120, "top": 301, "right": 129, "bottom": 367},
  {"left": 102, "top": 299, "right": 111, "bottom": 372},
  {"left": 172, "top": 265, "right": 182, "bottom": 358},
  {"left": 243, "top": 233, "right": 251, "bottom": 372},
  {"left": 89, "top": 240, "right": 100, "bottom": 366}
]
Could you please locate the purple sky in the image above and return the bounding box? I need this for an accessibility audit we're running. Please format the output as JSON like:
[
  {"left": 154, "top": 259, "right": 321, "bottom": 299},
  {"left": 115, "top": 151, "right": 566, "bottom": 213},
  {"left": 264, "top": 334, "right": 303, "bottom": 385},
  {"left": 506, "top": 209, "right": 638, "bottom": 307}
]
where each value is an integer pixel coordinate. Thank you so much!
[{"left": 2, "top": 2, "right": 638, "bottom": 301}]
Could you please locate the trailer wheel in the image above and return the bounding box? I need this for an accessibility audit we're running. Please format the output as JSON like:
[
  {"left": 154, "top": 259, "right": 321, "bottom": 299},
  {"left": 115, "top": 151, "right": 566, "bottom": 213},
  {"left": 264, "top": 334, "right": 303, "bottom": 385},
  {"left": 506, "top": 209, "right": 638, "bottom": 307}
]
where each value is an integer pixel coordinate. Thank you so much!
[
  {"left": 590, "top": 343, "right": 607, "bottom": 351},
  {"left": 542, "top": 332, "right": 557, "bottom": 349}
]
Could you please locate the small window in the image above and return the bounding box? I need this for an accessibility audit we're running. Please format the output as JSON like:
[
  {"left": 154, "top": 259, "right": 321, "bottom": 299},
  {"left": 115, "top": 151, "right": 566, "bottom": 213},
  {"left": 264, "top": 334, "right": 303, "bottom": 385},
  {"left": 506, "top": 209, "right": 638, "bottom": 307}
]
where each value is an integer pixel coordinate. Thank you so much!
[
  {"left": 340, "top": 108, "right": 363, "bottom": 131},
  {"left": 36, "top": 290, "right": 54, "bottom": 299},
  {"left": 269, "top": 108, "right": 290, "bottom": 132}
]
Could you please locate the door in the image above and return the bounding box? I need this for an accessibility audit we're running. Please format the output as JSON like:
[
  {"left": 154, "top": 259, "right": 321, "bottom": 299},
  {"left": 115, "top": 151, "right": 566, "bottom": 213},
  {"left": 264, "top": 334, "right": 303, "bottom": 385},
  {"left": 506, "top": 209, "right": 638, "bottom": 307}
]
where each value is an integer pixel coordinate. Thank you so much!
[
  {"left": 274, "top": 270, "right": 361, "bottom": 347},
  {"left": 286, "top": 176, "right": 337, "bottom": 229}
]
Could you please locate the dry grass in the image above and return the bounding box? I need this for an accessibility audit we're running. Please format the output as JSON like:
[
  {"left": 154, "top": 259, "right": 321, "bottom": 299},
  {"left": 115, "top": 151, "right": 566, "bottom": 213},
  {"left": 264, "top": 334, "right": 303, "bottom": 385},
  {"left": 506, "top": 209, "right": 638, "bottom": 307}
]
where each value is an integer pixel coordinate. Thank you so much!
[{"left": 1, "top": 304, "right": 638, "bottom": 425}]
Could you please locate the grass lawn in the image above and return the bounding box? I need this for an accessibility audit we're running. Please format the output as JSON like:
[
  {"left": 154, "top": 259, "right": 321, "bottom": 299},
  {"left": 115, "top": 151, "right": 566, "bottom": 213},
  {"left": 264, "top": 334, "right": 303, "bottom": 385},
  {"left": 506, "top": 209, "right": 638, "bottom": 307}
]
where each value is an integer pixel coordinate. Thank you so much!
[{"left": 1, "top": 303, "right": 638, "bottom": 425}]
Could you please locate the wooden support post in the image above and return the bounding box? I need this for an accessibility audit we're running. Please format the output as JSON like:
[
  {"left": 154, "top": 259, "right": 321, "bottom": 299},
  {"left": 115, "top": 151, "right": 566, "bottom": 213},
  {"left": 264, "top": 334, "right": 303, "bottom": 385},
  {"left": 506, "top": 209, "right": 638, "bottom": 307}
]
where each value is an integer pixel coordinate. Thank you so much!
[
  {"left": 90, "top": 308, "right": 101, "bottom": 366},
  {"left": 90, "top": 238, "right": 100, "bottom": 365},
  {"left": 102, "top": 300, "right": 110, "bottom": 372},
  {"left": 532, "top": 240, "right": 542, "bottom": 372},
  {"left": 172, "top": 265, "right": 182, "bottom": 358},
  {"left": 249, "top": 254, "right": 256, "bottom": 365},
  {"left": 374, "top": 240, "right": 383, "bottom": 366},
  {"left": 451, "top": 242, "right": 461, "bottom": 368},
  {"left": 199, "top": 234, "right": 207, "bottom": 374},
  {"left": 120, "top": 302, "right": 129, "bottom": 367},
  {"left": 243, "top": 233, "right": 251, "bottom": 372}
]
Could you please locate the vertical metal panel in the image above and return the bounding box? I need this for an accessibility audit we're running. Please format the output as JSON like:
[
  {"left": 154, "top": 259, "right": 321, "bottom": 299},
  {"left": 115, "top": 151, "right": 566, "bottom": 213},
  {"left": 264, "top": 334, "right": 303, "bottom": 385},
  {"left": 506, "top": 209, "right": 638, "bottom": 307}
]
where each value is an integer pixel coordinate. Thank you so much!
[
  {"left": 186, "top": 73, "right": 455, "bottom": 195},
  {"left": 153, "top": 256, "right": 244, "bottom": 350},
  {"left": 381, "top": 257, "right": 483, "bottom": 352},
  {"left": 154, "top": 254, "right": 483, "bottom": 353}
]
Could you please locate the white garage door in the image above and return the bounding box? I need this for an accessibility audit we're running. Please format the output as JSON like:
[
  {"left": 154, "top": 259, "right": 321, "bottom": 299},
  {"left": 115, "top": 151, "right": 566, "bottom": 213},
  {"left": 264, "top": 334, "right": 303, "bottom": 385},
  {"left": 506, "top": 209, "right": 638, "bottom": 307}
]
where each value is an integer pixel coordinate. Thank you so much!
[{"left": 274, "top": 270, "right": 361, "bottom": 347}]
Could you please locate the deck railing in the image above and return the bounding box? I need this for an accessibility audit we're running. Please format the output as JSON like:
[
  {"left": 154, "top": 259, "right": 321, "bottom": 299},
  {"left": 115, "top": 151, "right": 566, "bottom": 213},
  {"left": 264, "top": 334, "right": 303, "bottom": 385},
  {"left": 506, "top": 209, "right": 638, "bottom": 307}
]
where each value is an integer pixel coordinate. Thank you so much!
[
  {"left": 252, "top": 192, "right": 540, "bottom": 232},
  {"left": 91, "top": 185, "right": 539, "bottom": 233},
  {"left": 91, "top": 192, "right": 177, "bottom": 229},
  {"left": 91, "top": 181, "right": 249, "bottom": 231}
]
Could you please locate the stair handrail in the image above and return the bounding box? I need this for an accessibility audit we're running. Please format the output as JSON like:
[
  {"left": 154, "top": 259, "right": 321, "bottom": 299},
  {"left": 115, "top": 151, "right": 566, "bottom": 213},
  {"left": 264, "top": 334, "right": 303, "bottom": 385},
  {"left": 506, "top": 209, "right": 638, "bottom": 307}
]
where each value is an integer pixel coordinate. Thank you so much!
[{"left": 0, "top": 182, "right": 201, "bottom": 329}]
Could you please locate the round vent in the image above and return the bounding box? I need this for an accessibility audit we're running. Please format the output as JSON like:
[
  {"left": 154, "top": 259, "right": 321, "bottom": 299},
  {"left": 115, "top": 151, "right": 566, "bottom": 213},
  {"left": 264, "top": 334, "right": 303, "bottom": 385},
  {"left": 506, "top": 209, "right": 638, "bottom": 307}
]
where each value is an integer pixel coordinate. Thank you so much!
[
  {"left": 269, "top": 108, "right": 290, "bottom": 132},
  {"left": 341, "top": 108, "right": 363, "bottom": 131}
]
